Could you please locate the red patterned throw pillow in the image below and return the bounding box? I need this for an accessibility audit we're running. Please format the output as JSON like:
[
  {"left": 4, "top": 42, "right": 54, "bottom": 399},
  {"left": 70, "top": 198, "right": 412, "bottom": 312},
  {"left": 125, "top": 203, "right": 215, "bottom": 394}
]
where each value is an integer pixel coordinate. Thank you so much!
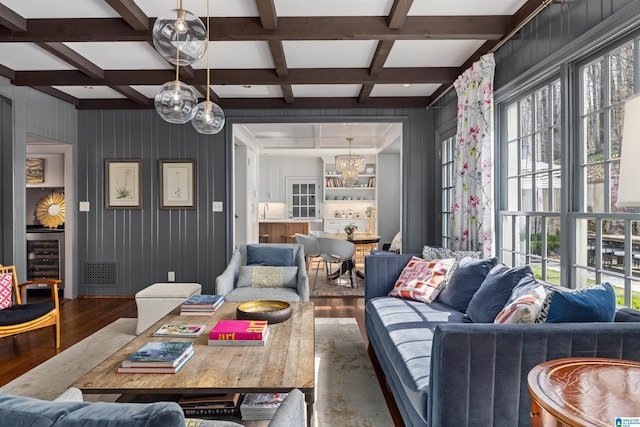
[
  {"left": 0, "top": 273, "right": 13, "bottom": 309},
  {"left": 388, "top": 257, "right": 457, "bottom": 304}
]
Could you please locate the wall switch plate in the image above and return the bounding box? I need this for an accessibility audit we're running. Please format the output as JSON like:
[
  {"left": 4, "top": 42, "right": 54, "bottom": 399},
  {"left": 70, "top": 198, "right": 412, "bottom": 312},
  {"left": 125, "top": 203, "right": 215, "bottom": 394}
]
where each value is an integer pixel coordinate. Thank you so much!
[
  {"left": 79, "top": 201, "right": 90, "bottom": 211},
  {"left": 168, "top": 271, "right": 175, "bottom": 282},
  {"left": 212, "top": 201, "right": 223, "bottom": 212}
]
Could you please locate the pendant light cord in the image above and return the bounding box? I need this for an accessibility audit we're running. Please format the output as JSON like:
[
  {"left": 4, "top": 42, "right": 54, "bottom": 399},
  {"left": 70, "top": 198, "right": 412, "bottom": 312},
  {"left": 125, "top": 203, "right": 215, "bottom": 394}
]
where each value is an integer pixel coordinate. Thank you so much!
[{"left": 206, "top": 0, "right": 210, "bottom": 104}]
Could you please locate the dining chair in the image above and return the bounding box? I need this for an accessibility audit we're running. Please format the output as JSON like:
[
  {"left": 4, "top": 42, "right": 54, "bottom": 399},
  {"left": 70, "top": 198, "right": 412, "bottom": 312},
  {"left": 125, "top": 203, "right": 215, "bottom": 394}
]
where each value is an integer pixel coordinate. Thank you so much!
[
  {"left": 295, "top": 233, "right": 323, "bottom": 288},
  {"left": 316, "top": 237, "right": 356, "bottom": 288}
]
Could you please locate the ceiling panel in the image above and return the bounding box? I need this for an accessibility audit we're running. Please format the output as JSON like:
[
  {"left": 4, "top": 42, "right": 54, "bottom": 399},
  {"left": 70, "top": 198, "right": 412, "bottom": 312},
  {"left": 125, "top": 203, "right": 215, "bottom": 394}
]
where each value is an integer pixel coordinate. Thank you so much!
[
  {"left": 135, "top": 0, "right": 259, "bottom": 17},
  {"left": 408, "top": 0, "right": 529, "bottom": 16},
  {"left": 385, "top": 40, "right": 487, "bottom": 67},
  {"left": 193, "top": 41, "right": 274, "bottom": 69},
  {"left": 63, "top": 42, "right": 172, "bottom": 70},
  {"left": 370, "top": 83, "right": 440, "bottom": 97},
  {"left": 292, "top": 85, "right": 362, "bottom": 98},
  {"left": 1, "top": 0, "right": 119, "bottom": 18},
  {"left": 274, "top": 0, "right": 394, "bottom": 17},
  {"left": 0, "top": 44, "right": 77, "bottom": 71},
  {"left": 213, "top": 85, "right": 283, "bottom": 98},
  {"left": 52, "top": 86, "right": 126, "bottom": 99},
  {"left": 283, "top": 41, "right": 378, "bottom": 68}
]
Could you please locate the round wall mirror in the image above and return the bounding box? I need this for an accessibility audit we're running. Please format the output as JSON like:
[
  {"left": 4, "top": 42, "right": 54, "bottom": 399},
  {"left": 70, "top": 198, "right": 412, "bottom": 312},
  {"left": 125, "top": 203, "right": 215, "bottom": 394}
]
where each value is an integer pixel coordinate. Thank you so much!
[{"left": 35, "top": 192, "right": 66, "bottom": 229}]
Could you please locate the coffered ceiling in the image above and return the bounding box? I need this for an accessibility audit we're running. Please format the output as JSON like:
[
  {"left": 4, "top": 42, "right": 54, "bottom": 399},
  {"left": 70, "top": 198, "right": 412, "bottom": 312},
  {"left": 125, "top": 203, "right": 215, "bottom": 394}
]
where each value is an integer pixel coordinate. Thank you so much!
[{"left": 0, "top": 0, "right": 542, "bottom": 110}]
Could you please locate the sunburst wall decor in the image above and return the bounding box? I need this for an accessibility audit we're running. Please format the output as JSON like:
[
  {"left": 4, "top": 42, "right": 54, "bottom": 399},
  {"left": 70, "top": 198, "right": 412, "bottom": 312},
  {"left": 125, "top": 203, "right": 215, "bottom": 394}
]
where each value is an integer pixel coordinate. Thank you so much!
[{"left": 35, "top": 192, "right": 65, "bottom": 229}]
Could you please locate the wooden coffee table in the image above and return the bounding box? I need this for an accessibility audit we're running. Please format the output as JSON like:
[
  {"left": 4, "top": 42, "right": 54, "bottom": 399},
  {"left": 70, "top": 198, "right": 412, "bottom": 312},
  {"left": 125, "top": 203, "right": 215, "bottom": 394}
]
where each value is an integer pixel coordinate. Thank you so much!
[{"left": 72, "top": 302, "right": 315, "bottom": 425}]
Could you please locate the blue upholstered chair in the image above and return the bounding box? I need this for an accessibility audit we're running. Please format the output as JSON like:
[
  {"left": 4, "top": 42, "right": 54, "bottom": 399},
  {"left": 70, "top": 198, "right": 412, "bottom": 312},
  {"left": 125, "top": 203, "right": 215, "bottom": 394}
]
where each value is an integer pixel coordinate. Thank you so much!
[{"left": 215, "top": 244, "right": 309, "bottom": 302}]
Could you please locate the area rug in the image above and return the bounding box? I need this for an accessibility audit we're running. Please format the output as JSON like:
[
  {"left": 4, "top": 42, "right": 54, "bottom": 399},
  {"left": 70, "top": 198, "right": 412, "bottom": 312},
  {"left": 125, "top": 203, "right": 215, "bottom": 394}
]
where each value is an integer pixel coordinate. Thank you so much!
[
  {"left": 0, "top": 317, "right": 391, "bottom": 426},
  {"left": 309, "top": 262, "right": 365, "bottom": 297}
]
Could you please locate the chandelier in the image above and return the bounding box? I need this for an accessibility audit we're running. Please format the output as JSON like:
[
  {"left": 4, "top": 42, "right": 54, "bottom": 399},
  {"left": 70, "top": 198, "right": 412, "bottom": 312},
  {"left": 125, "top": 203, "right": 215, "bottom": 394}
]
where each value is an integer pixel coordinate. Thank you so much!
[
  {"left": 335, "top": 137, "right": 365, "bottom": 188},
  {"left": 152, "top": 0, "right": 225, "bottom": 134}
]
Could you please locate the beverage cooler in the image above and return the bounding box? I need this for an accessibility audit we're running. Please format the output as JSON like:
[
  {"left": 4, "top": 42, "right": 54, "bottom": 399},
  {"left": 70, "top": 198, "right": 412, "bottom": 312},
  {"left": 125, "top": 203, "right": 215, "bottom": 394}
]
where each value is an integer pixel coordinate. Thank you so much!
[{"left": 26, "top": 229, "right": 65, "bottom": 289}]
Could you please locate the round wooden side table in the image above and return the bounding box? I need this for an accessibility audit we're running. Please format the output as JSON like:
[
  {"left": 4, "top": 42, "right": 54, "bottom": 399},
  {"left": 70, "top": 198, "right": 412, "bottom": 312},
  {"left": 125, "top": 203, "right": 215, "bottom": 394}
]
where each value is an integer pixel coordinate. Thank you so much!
[{"left": 528, "top": 357, "right": 640, "bottom": 427}]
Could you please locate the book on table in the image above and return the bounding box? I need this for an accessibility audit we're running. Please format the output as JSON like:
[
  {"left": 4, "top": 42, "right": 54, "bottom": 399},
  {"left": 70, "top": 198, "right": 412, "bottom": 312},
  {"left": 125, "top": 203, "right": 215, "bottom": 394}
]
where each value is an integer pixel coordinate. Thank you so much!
[
  {"left": 121, "top": 341, "right": 194, "bottom": 367},
  {"left": 240, "top": 392, "right": 287, "bottom": 421},
  {"left": 208, "top": 320, "right": 269, "bottom": 346},
  {"left": 152, "top": 324, "right": 206, "bottom": 338},
  {"left": 116, "top": 350, "right": 194, "bottom": 374},
  {"left": 180, "top": 294, "right": 224, "bottom": 316}
]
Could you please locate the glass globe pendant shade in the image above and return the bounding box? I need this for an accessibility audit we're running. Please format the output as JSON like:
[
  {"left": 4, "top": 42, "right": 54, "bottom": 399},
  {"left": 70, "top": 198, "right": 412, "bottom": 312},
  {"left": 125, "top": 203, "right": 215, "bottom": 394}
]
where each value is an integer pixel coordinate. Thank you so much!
[
  {"left": 154, "top": 80, "right": 199, "bottom": 124},
  {"left": 152, "top": 8, "right": 207, "bottom": 66},
  {"left": 192, "top": 100, "right": 225, "bottom": 134}
]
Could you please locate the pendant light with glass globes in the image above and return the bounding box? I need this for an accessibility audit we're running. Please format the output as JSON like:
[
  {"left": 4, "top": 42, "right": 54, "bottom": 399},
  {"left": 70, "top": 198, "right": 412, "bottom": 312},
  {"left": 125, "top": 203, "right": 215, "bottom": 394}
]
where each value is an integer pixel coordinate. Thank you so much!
[
  {"left": 153, "top": 0, "right": 216, "bottom": 129},
  {"left": 191, "top": 0, "right": 225, "bottom": 134}
]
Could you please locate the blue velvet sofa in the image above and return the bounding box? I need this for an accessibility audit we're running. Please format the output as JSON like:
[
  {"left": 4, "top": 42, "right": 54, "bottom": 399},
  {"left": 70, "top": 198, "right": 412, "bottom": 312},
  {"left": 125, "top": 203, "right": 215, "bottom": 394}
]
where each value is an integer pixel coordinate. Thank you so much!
[{"left": 364, "top": 253, "right": 640, "bottom": 427}]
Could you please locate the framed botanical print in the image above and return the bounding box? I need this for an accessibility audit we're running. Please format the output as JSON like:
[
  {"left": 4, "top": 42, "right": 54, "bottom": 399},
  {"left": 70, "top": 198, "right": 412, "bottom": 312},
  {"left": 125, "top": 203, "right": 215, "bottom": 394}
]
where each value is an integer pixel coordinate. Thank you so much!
[
  {"left": 159, "top": 159, "right": 196, "bottom": 209},
  {"left": 105, "top": 159, "right": 142, "bottom": 209}
]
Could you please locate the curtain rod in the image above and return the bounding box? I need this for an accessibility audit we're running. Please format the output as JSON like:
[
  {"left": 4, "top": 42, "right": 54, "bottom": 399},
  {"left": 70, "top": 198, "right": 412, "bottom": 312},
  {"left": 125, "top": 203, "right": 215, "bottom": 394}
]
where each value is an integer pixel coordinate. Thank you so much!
[{"left": 427, "top": 0, "right": 557, "bottom": 108}]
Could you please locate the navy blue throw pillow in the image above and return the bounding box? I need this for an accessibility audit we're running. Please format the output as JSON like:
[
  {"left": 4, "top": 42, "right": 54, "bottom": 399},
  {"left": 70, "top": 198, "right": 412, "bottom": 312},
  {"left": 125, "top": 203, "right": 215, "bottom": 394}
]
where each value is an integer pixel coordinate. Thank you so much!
[
  {"left": 246, "top": 245, "right": 294, "bottom": 267},
  {"left": 538, "top": 283, "right": 616, "bottom": 323},
  {"left": 437, "top": 257, "right": 498, "bottom": 312},
  {"left": 466, "top": 264, "right": 533, "bottom": 323}
]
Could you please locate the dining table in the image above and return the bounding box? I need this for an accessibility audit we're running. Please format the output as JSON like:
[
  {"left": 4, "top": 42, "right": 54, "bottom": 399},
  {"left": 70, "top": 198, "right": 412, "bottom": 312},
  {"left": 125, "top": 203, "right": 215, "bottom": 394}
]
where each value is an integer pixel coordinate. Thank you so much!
[{"left": 322, "top": 233, "right": 381, "bottom": 281}]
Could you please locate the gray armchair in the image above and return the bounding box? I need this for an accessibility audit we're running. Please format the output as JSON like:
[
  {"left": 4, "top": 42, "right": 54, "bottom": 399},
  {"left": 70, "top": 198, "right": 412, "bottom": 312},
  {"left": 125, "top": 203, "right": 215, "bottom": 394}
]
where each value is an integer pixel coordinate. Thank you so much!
[
  {"left": 0, "top": 387, "right": 306, "bottom": 427},
  {"left": 215, "top": 244, "right": 309, "bottom": 302}
]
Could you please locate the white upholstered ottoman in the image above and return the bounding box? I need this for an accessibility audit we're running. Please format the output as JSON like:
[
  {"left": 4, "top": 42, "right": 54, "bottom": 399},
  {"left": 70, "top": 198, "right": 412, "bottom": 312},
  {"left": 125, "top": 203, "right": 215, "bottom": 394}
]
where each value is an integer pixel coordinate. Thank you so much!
[{"left": 134, "top": 282, "right": 202, "bottom": 334}]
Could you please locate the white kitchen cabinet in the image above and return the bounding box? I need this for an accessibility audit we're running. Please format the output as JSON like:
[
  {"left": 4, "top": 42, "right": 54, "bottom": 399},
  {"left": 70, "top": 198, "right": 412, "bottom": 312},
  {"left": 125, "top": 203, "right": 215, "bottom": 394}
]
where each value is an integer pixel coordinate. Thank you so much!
[
  {"left": 324, "top": 219, "right": 370, "bottom": 234},
  {"left": 259, "top": 160, "right": 284, "bottom": 202}
]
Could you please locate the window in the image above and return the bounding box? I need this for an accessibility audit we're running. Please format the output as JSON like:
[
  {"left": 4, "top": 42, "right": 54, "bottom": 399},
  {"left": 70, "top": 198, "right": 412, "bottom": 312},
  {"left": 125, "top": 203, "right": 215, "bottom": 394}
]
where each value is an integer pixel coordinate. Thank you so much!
[
  {"left": 499, "top": 79, "right": 562, "bottom": 285},
  {"left": 289, "top": 179, "right": 320, "bottom": 219},
  {"left": 574, "top": 40, "right": 639, "bottom": 307},
  {"left": 441, "top": 135, "right": 454, "bottom": 248}
]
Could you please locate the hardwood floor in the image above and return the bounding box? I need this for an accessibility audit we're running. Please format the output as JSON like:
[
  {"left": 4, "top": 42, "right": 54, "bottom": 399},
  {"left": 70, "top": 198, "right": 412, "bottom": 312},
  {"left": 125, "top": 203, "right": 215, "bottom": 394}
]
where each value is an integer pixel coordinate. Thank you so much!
[{"left": 0, "top": 294, "right": 404, "bottom": 426}]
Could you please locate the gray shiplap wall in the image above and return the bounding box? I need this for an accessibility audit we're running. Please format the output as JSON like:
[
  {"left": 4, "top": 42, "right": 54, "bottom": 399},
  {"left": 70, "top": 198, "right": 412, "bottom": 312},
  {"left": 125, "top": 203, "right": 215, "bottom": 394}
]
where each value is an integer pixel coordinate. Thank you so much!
[
  {"left": 0, "top": 79, "right": 78, "bottom": 280},
  {"left": 77, "top": 108, "right": 437, "bottom": 296}
]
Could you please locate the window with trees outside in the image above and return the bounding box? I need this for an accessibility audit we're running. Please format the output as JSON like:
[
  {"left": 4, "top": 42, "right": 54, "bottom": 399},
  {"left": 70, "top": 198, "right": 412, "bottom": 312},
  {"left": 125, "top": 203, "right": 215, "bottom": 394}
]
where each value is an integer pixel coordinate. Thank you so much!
[
  {"left": 575, "top": 39, "right": 640, "bottom": 308},
  {"left": 441, "top": 135, "right": 454, "bottom": 248},
  {"left": 499, "top": 80, "right": 562, "bottom": 285}
]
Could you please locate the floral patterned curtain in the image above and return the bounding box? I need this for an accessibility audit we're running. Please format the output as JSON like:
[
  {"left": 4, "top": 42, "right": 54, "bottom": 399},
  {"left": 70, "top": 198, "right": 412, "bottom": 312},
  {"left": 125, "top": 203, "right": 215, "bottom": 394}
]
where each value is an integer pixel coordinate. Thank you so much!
[{"left": 450, "top": 53, "right": 495, "bottom": 258}]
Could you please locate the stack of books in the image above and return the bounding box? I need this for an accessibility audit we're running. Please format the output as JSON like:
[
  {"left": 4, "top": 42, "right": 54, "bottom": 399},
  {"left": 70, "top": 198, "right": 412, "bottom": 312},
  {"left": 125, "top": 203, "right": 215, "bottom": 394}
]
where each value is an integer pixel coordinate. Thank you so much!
[
  {"left": 116, "top": 341, "right": 194, "bottom": 374},
  {"left": 208, "top": 319, "right": 269, "bottom": 346},
  {"left": 178, "top": 392, "right": 242, "bottom": 418},
  {"left": 180, "top": 294, "right": 224, "bottom": 316},
  {"left": 240, "top": 392, "right": 287, "bottom": 420},
  {"left": 152, "top": 324, "right": 206, "bottom": 338}
]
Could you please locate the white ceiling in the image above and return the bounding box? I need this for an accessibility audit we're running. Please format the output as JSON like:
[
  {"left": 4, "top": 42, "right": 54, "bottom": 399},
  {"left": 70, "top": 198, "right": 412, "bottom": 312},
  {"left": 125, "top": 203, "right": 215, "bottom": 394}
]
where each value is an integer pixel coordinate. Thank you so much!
[{"left": 0, "top": 0, "right": 534, "bottom": 109}]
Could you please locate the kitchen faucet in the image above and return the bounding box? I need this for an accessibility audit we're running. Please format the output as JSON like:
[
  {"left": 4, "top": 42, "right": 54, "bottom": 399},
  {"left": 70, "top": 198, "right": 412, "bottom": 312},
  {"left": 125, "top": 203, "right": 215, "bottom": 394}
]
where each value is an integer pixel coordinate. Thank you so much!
[{"left": 263, "top": 203, "right": 269, "bottom": 220}]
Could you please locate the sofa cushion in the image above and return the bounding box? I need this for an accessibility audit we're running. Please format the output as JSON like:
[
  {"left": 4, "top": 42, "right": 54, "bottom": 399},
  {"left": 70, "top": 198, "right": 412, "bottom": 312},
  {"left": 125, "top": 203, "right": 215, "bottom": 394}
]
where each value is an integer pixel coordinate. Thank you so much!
[
  {"left": 436, "top": 257, "right": 498, "bottom": 312},
  {"left": 365, "top": 297, "right": 470, "bottom": 425},
  {"left": 223, "top": 287, "right": 302, "bottom": 303},
  {"left": 246, "top": 245, "right": 294, "bottom": 267},
  {"left": 537, "top": 283, "right": 616, "bottom": 323},
  {"left": 0, "top": 393, "right": 185, "bottom": 427},
  {"left": 465, "top": 264, "right": 533, "bottom": 323},
  {"left": 388, "top": 257, "right": 457, "bottom": 304},
  {"left": 237, "top": 266, "right": 298, "bottom": 289},
  {"left": 0, "top": 302, "right": 54, "bottom": 326},
  {"left": 0, "top": 273, "right": 13, "bottom": 309}
]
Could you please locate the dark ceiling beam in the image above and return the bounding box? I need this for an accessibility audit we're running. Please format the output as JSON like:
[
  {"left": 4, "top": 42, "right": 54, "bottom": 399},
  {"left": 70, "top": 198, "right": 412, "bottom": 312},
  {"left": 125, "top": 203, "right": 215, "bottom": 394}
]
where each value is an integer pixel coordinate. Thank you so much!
[
  {"left": 256, "top": 0, "right": 277, "bottom": 29},
  {"left": 369, "top": 40, "right": 395, "bottom": 76},
  {"left": 0, "top": 16, "right": 510, "bottom": 42},
  {"left": 179, "top": 65, "right": 195, "bottom": 80},
  {"left": 269, "top": 40, "right": 288, "bottom": 77},
  {"left": 12, "top": 67, "right": 459, "bottom": 86},
  {"left": 0, "top": 4, "right": 26, "bottom": 32},
  {"left": 281, "top": 85, "right": 294, "bottom": 104},
  {"left": 388, "top": 0, "right": 414, "bottom": 29},
  {"left": 0, "top": 64, "right": 15, "bottom": 80},
  {"left": 358, "top": 84, "right": 374, "bottom": 104},
  {"left": 104, "top": 0, "right": 148, "bottom": 31},
  {"left": 111, "top": 85, "right": 152, "bottom": 106},
  {"left": 78, "top": 95, "right": 432, "bottom": 110},
  {"left": 33, "top": 87, "right": 79, "bottom": 106},
  {"left": 35, "top": 42, "right": 104, "bottom": 79}
]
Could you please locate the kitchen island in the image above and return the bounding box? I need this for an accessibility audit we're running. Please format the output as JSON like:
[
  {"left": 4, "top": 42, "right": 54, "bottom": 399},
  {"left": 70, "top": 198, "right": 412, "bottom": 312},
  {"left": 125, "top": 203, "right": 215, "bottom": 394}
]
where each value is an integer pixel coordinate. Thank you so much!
[{"left": 259, "top": 221, "right": 310, "bottom": 243}]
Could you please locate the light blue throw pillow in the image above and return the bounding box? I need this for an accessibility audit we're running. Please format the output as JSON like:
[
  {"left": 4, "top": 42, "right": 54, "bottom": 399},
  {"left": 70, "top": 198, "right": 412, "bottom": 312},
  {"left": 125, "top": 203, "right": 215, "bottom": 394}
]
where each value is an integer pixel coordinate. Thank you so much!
[
  {"left": 246, "top": 245, "right": 294, "bottom": 267},
  {"left": 537, "top": 283, "right": 616, "bottom": 323}
]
